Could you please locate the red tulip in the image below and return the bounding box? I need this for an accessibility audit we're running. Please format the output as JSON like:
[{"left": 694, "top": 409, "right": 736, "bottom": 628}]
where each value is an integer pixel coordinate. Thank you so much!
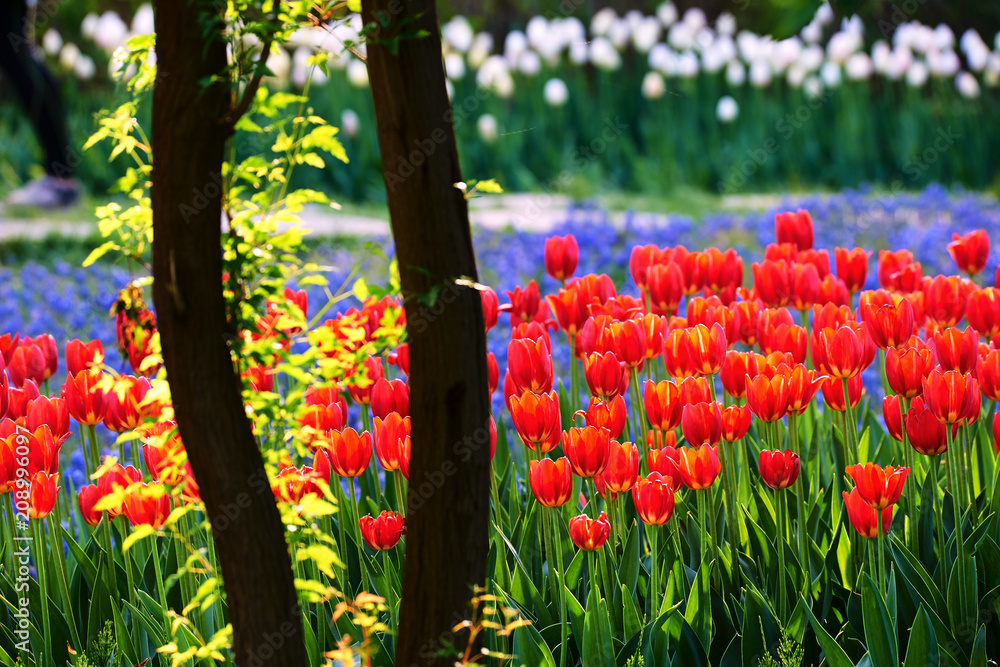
[
  {"left": 681, "top": 401, "right": 723, "bottom": 446},
  {"left": 662, "top": 328, "right": 695, "bottom": 379},
  {"left": 885, "top": 346, "right": 935, "bottom": 399},
  {"left": 347, "top": 356, "right": 384, "bottom": 405},
  {"left": 326, "top": 428, "right": 373, "bottom": 477},
  {"left": 7, "top": 343, "right": 45, "bottom": 388},
  {"left": 359, "top": 511, "right": 405, "bottom": 550},
  {"left": 878, "top": 250, "right": 915, "bottom": 289},
  {"left": 947, "top": 230, "right": 989, "bottom": 277},
  {"left": 632, "top": 472, "right": 675, "bottom": 525},
  {"left": 647, "top": 444, "right": 682, "bottom": 487},
  {"left": 906, "top": 396, "right": 951, "bottom": 456},
  {"left": 507, "top": 337, "right": 554, "bottom": 397},
  {"left": 814, "top": 324, "right": 873, "bottom": 379},
  {"left": 993, "top": 410, "right": 1000, "bottom": 454},
  {"left": 487, "top": 352, "right": 499, "bottom": 397},
  {"left": 272, "top": 466, "right": 325, "bottom": 504},
  {"left": 978, "top": 349, "right": 1000, "bottom": 402},
  {"left": 568, "top": 511, "right": 611, "bottom": 551},
  {"left": 932, "top": 327, "right": 979, "bottom": 375},
  {"left": 28, "top": 471, "right": 59, "bottom": 519},
  {"left": 862, "top": 297, "right": 914, "bottom": 350},
  {"left": 647, "top": 262, "right": 685, "bottom": 317},
  {"left": 371, "top": 378, "right": 410, "bottom": 421},
  {"left": 544, "top": 234, "right": 579, "bottom": 282},
  {"left": 123, "top": 482, "right": 170, "bottom": 528},
  {"left": 509, "top": 391, "right": 561, "bottom": 453},
  {"left": 584, "top": 396, "right": 627, "bottom": 440},
  {"left": 966, "top": 287, "right": 1000, "bottom": 339},
  {"left": 644, "top": 380, "right": 682, "bottom": 431},
  {"left": 882, "top": 395, "right": 905, "bottom": 442},
  {"left": 608, "top": 319, "right": 646, "bottom": 369},
  {"left": 504, "top": 281, "right": 543, "bottom": 327},
  {"left": 789, "top": 262, "right": 820, "bottom": 312},
  {"left": 584, "top": 351, "right": 628, "bottom": 401},
  {"left": 544, "top": 287, "right": 589, "bottom": 340},
  {"left": 685, "top": 323, "right": 728, "bottom": 376},
  {"left": 602, "top": 441, "right": 640, "bottom": 493},
  {"left": 923, "top": 275, "right": 969, "bottom": 328},
  {"left": 481, "top": 288, "right": 499, "bottom": 332},
  {"left": 720, "top": 404, "right": 752, "bottom": 442},
  {"left": 784, "top": 364, "right": 825, "bottom": 416},
  {"left": 297, "top": 402, "right": 347, "bottom": 448},
  {"left": 775, "top": 209, "right": 813, "bottom": 250},
  {"left": 65, "top": 339, "right": 104, "bottom": 376},
  {"left": 562, "top": 426, "right": 612, "bottom": 478},
  {"left": 373, "top": 412, "right": 410, "bottom": 472},
  {"left": 25, "top": 395, "right": 70, "bottom": 441},
  {"left": 719, "top": 351, "right": 755, "bottom": 399},
  {"left": 888, "top": 262, "right": 923, "bottom": 293},
  {"left": 758, "top": 450, "right": 800, "bottom": 490},
  {"left": 78, "top": 484, "right": 103, "bottom": 526},
  {"left": 745, "top": 373, "right": 790, "bottom": 422},
  {"left": 835, "top": 247, "right": 870, "bottom": 294},
  {"left": 529, "top": 457, "right": 573, "bottom": 507},
  {"left": 845, "top": 462, "right": 910, "bottom": 509},
  {"left": 701, "top": 247, "right": 743, "bottom": 295},
  {"left": 922, "top": 368, "right": 980, "bottom": 425},
  {"left": 676, "top": 444, "right": 721, "bottom": 490},
  {"left": 760, "top": 324, "right": 808, "bottom": 365},
  {"left": 62, "top": 370, "right": 109, "bottom": 427},
  {"left": 752, "top": 260, "right": 792, "bottom": 308},
  {"left": 630, "top": 245, "right": 670, "bottom": 290},
  {"left": 843, "top": 489, "right": 893, "bottom": 538},
  {"left": 820, "top": 375, "right": 863, "bottom": 412}
]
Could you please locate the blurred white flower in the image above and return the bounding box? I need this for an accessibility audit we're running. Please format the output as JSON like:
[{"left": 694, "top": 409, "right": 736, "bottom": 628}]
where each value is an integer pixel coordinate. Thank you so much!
[
  {"left": 74, "top": 54, "right": 95, "bottom": 80},
  {"left": 589, "top": 37, "right": 621, "bottom": 71},
  {"left": 591, "top": 8, "right": 617, "bottom": 36},
  {"left": 682, "top": 8, "right": 707, "bottom": 31},
  {"left": 445, "top": 79, "right": 454, "bottom": 100},
  {"left": 694, "top": 27, "right": 714, "bottom": 52},
  {"left": 786, "top": 64, "right": 808, "bottom": 87},
  {"left": 677, "top": 50, "right": 699, "bottom": 77},
  {"left": 633, "top": 18, "right": 662, "bottom": 53},
  {"left": 736, "top": 31, "right": 762, "bottom": 61},
  {"left": 445, "top": 53, "right": 465, "bottom": 80},
  {"left": 108, "top": 48, "right": 135, "bottom": 81},
  {"left": 81, "top": 13, "right": 99, "bottom": 40},
  {"left": 826, "top": 30, "right": 861, "bottom": 63},
  {"left": 984, "top": 54, "right": 1000, "bottom": 86},
  {"left": 820, "top": 61, "right": 842, "bottom": 87},
  {"left": 292, "top": 65, "right": 308, "bottom": 88},
  {"left": 774, "top": 37, "right": 802, "bottom": 70},
  {"left": 725, "top": 60, "right": 746, "bottom": 86},
  {"left": 543, "top": 78, "right": 569, "bottom": 106},
  {"left": 608, "top": 19, "right": 631, "bottom": 49},
  {"left": 799, "top": 44, "right": 824, "bottom": 71},
  {"left": 960, "top": 30, "right": 990, "bottom": 71},
  {"left": 749, "top": 59, "right": 771, "bottom": 87},
  {"left": 518, "top": 50, "right": 541, "bottom": 76},
  {"left": 526, "top": 16, "right": 549, "bottom": 50},
  {"left": 266, "top": 45, "right": 291, "bottom": 82},
  {"left": 42, "top": 29, "right": 62, "bottom": 56},
  {"left": 668, "top": 22, "right": 695, "bottom": 51},
  {"left": 504, "top": 31, "right": 528, "bottom": 67},
  {"left": 641, "top": 71, "right": 666, "bottom": 99},
  {"left": 804, "top": 75, "right": 823, "bottom": 98},
  {"left": 927, "top": 49, "right": 960, "bottom": 76},
  {"left": 933, "top": 24, "right": 954, "bottom": 50},
  {"left": 347, "top": 59, "right": 369, "bottom": 87},
  {"left": 872, "top": 41, "right": 891, "bottom": 71},
  {"left": 468, "top": 33, "right": 494, "bottom": 69},
  {"left": 656, "top": 2, "right": 678, "bottom": 27},
  {"left": 702, "top": 37, "right": 735, "bottom": 73},
  {"left": 648, "top": 43, "right": 675, "bottom": 74},
  {"left": 569, "top": 41, "right": 589, "bottom": 65},
  {"left": 906, "top": 61, "right": 929, "bottom": 87},
  {"left": 95, "top": 11, "right": 129, "bottom": 52},
  {"left": 845, "top": 53, "right": 872, "bottom": 79},
  {"left": 341, "top": 109, "right": 360, "bottom": 138},
  {"left": 816, "top": 3, "right": 834, "bottom": 25},
  {"left": 801, "top": 21, "right": 822, "bottom": 44},
  {"left": 716, "top": 12, "right": 736, "bottom": 36},
  {"left": 443, "top": 16, "right": 474, "bottom": 52},
  {"left": 716, "top": 95, "right": 738, "bottom": 122},
  {"left": 58, "top": 43, "right": 79, "bottom": 70},
  {"left": 477, "top": 114, "right": 498, "bottom": 143},
  {"left": 625, "top": 10, "right": 644, "bottom": 32},
  {"left": 955, "top": 71, "right": 980, "bottom": 98},
  {"left": 131, "top": 4, "right": 154, "bottom": 35}
]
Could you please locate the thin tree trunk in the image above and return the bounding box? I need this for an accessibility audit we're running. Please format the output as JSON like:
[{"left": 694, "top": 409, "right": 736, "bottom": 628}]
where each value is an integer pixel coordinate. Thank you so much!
[
  {"left": 151, "top": 2, "right": 306, "bottom": 664},
  {"left": 361, "top": 2, "right": 492, "bottom": 665}
]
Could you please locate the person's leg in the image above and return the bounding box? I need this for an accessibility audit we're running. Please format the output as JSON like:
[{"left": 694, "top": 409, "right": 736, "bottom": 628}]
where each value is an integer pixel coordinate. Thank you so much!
[{"left": 0, "top": 1, "right": 78, "bottom": 206}]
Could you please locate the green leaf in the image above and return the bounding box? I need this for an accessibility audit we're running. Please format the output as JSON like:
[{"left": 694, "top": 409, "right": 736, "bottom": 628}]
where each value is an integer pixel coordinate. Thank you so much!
[
  {"left": 513, "top": 623, "right": 556, "bottom": 667},
  {"left": 801, "top": 597, "right": 856, "bottom": 667},
  {"left": 946, "top": 551, "right": 977, "bottom": 640},
  {"left": 685, "top": 562, "right": 713, "bottom": 651},
  {"left": 110, "top": 596, "right": 140, "bottom": 665},
  {"left": 861, "top": 575, "right": 899, "bottom": 667},
  {"left": 82, "top": 241, "right": 118, "bottom": 267},
  {"left": 969, "top": 625, "right": 986, "bottom": 667},
  {"left": 742, "top": 582, "right": 781, "bottom": 667},
  {"left": 583, "top": 585, "right": 614, "bottom": 667},
  {"left": 622, "top": 584, "right": 642, "bottom": 644},
  {"left": 903, "top": 605, "right": 940, "bottom": 667}
]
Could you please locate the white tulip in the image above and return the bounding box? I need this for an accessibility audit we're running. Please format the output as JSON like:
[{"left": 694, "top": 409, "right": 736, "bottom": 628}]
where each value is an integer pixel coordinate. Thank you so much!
[
  {"left": 677, "top": 50, "right": 699, "bottom": 77},
  {"left": 341, "top": 109, "right": 360, "bottom": 138},
  {"left": 633, "top": 18, "right": 662, "bottom": 53},
  {"left": 927, "top": 49, "right": 960, "bottom": 77},
  {"left": 845, "top": 53, "right": 873, "bottom": 79},
  {"left": 468, "top": 33, "right": 494, "bottom": 69},
  {"left": 94, "top": 11, "right": 129, "bottom": 52},
  {"left": 443, "top": 17, "right": 474, "bottom": 53},
  {"left": 820, "top": 61, "right": 842, "bottom": 87},
  {"left": 648, "top": 43, "right": 675, "bottom": 74},
  {"left": 526, "top": 16, "right": 549, "bottom": 51},
  {"left": 906, "top": 60, "right": 929, "bottom": 87},
  {"left": 58, "top": 42, "right": 79, "bottom": 70},
  {"left": 872, "top": 41, "right": 891, "bottom": 72},
  {"left": 736, "top": 31, "right": 761, "bottom": 61},
  {"left": 346, "top": 59, "right": 369, "bottom": 87},
  {"left": 518, "top": 50, "right": 541, "bottom": 76},
  {"left": 445, "top": 53, "right": 466, "bottom": 80},
  {"left": 749, "top": 60, "right": 771, "bottom": 87},
  {"left": 804, "top": 75, "right": 824, "bottom": 98},
  {"left": 716, "top": 12, "right": 736, "bottom": 37},
  {"left": 42, "top": 29, "right": 62, "bottom": 56},
  {"left": 131, "top": 4, "right": 154, "bottom": 36},
  {"left": 569, "top": 41, "right": 589, "bottom": 65},
  {"left": 725, "top": 59, "right": 746, "bottom": 86},
  {"left": 656, "top": 2, "right": 678, "bottom": 27},
  {"left": 641, "top": 71, "right": 666, "bottom": 99},
  {"left": 504, "top": 31, "right": 528, "bottom": 67},
  {"left": 716, "top": 95, "right": 738, "bottom": 122},
  {"left": 774, "top": 37, "right": 802, "bottom": 70},
  {"left": 933, "top": 24, "right": 955, "bottom": 50},
  {"left": 589, "top": 36, "right": 621, "bottom": 71},
  {"left": 543, "top": 78, "right": 569, "bottom": 106},
  {"left": 81, "top": 13, "right": 99, "bottom": 40},
  {"left": 801, "top": 21, "right": 822, "bottom": 44},
  {"left": 668, "top": 22, "right": 695, "bottom": 51},
  {"left": 591, "top": 8, "right": 617, "bottom": 36},
  {"left": 786, "top": 64, "right": 808, "bottom": 88},
  {"left": 73, "top": 54, "right": 95, "bottom": 80},
  {"left": 477, "top": 114, "right": 498, "bottom": 143},
  {"left": 799, "top": 44, "right": 824, "bottom": 71},
  {"left": 815, "top": 3, "right": 834, "bottom": 25},
  {"left": 827, "top": 31, "right": 860, "bottom": 64},
  {"left": 608, "top": 19, "right": 631, "bottom": 49},
  {"left": 682, "top": 8, "right": 707, "bottom": 31},
  {"left": 955, "top": 71, "right": 980, "bottom": 98},
  {"left": 266, "top": 45, "right": 291, "bottom": 82}
]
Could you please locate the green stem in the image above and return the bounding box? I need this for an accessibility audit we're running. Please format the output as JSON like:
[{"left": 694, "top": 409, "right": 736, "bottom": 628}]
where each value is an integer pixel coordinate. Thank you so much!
[
  {"left": 933, "top": 454, "right": 946, "bottom": 560},
  {"left": 394, "top": 470, "right": 407, "bottom": 516},
  {"left": 100, "top": 516, "right": 119, "bottom": 603},
  {"left": 842, "top": 379, "right": 858, "bottom": 462},
  {"left": 548, "top": 508, "right": 568, "bottom": 667},
  {"left": 877, "top": 508, "right": 887, "bottom": 598},
  {"left": 350, "top": 484, "right": 372, "bottom": 594},
  {"left": 775, "top": 492, "right": 788, "bottom": 623},
  {"left": 150, "top": 535, "right": 171, "bottom": 639},
  {"left": 789, "top": 414, "right": 810, "bottom": 599},
  {"left": 32, "top": 519, "right": 54, "bottom": 667},
  {"left": 542, "top": 507, "right": 560, "bottom": 605},
  {"left": 899, "top": 397, "right": 920, "bottom": 554},
  {"left": 649, "top": 524, "right": 660, "bottom": 618},
  {"left": 945, "top": 426, "right": 967, "bottom": 619},
  {"left": 335, "top": 476, "right": 350, "bottom": 593}
]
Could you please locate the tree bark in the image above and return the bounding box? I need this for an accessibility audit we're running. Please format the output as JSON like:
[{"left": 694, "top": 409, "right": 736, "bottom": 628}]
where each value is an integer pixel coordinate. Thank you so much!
[
  {"left": 151, "top": 2, "right": 306, "bottom": 664},
  {"left": 360, "top": 2, "right": 492, "bottom": 665}
]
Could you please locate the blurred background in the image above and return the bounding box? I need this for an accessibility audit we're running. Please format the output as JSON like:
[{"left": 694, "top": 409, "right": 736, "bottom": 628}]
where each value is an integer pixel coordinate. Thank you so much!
[{"left": 1, "top": 0, "right": 999, "bottom": 210}]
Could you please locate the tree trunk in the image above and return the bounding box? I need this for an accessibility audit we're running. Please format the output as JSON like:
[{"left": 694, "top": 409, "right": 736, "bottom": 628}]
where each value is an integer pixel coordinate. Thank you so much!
[
  {"left": 151, "top": 2, "right": 306, "bottom": 664},
  {"left": 360, "top": 2, "right": 492, "bottom": 665}
]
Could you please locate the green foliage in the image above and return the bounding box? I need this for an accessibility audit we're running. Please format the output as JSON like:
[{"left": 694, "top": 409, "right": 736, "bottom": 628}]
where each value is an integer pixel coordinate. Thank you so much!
[{"left": 757, "top": 630, "right": 806, "bottom": 667}]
